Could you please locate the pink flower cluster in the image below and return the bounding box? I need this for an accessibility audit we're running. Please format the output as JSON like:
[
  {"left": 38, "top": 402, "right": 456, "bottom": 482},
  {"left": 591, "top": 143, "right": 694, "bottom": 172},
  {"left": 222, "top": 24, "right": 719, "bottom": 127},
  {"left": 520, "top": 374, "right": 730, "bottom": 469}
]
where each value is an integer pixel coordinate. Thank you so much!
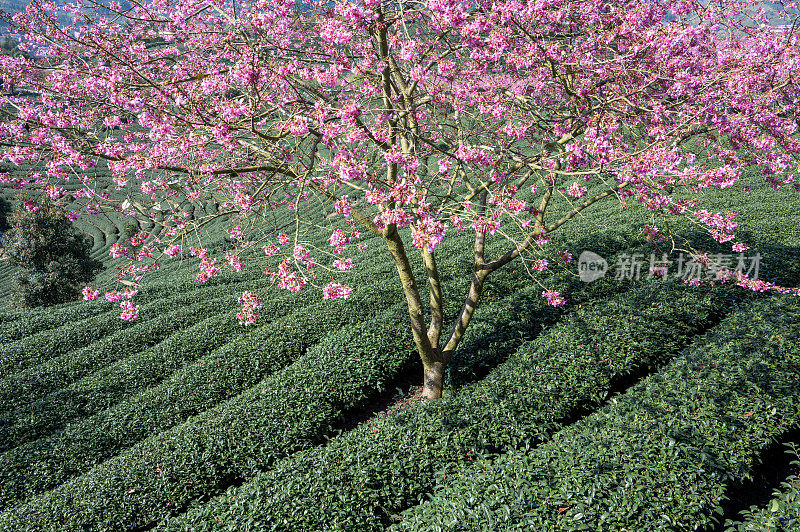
[
  {"left": 333, "top": 257, "right": 353, "bottom": 271},
  {"left": 334, "top": 196, "right": 353, "bottom": 216},
  {"left": 640, "top": 224, "right": 664, "bottom": 243},
  {"left": 694, "top": 210, "right": 738, "bottom": 244},
  {"left": 119, "top": 300, "right": 140, "bottom": 321},
  {"left": 82, "top": 286, "right": 100, "bottom": 300},
  {"left": 270, "top": 260, "right": 307, "bottom": 293},
  {"left": 196, "top": 257, "right": 220, "bottom": 283},
  {"left": 470, "top": 218, "right": 499, "bottom": 234},
  {"left": 237, "top": 291, "right": 263, "bottom": 326},
  {"left": 542, "top": 290, "right": 566, "bottom": 307},
  {"left": 109, "top": 243, "right": 128, "bottom": 258},
  {"left": 411, "top": 218, "right": 448, "bottom": 251},
  {"left": 322, "top": 282, "right": 353, "bottom": 300},
  {"left": 104, "top": 290, "right": 125, "bottom": 302},
  {"left": 225, "top": 252, "right": 244, "bottom": 271},
  {"left": 565, "top": 183, "right": 587, "bottom": 198},
  {"left": 329, "top": 229, "right": 350, "bottom": 248}
]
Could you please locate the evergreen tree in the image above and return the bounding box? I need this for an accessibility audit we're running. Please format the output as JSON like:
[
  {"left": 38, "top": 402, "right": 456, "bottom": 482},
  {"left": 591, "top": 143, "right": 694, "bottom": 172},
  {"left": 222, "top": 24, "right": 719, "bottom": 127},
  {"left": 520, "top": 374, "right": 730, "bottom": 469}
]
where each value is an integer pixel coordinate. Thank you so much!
[{"left": 1, "top": 196, "right": 102, "bottom": 308}]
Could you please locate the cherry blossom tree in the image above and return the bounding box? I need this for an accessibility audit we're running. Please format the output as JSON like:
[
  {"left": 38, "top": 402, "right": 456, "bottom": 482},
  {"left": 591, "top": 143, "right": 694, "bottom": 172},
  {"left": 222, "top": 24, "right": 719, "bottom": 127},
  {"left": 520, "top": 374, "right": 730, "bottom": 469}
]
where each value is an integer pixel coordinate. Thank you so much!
[{"left": 0, "top": 0, "right": 798, "bottom": 398}]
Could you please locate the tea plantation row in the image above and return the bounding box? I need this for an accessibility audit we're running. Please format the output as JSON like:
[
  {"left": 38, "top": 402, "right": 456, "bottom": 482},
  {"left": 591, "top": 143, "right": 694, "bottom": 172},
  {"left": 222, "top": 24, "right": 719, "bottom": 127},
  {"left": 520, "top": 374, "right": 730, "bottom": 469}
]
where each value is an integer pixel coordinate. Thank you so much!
[
  {"left": 160, "top": 280, "right": 738, "bottom": 530},
  {"left": 393, "top": 296, "right": 800, "bottom": 530}
]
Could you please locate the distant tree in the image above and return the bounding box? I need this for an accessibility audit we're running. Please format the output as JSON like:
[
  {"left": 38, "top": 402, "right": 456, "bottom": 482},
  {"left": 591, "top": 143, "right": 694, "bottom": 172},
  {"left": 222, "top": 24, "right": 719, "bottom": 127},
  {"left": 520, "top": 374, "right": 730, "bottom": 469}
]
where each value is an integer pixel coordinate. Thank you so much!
[
  {"left": 0, "top": 195, "right": 10, "bottom": 233},
  {"left": 1, "top": 195, "right": 102, "bottom": 308}
]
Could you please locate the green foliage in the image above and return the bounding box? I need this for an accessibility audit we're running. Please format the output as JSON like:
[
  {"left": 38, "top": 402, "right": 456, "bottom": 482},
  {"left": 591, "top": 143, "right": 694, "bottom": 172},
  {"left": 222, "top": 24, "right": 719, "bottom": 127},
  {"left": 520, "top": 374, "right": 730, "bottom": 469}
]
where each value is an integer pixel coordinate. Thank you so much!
[
  {"left": 0, "top": 291, "right": 420, "bottom": 531},
  {"left": 0, "top": 281, "right": 399, "bottom": 507},
  {"left": 163, "top": 281, "right": 735, "bottom": 531},
  {"left": 393, "top": 296, "right": 800, "bottom": 531},
  {"left": 725, "top": 446, "right": 800, "bottom": 531},
  {"left": 1, "top": 197, "right": 102, "bottom": 308},
  {"left": 0, "top": 299, "right": 113, "bottom": 345},
  {"left": 0, "top": 278, "right": 268, "bottom": 417}
]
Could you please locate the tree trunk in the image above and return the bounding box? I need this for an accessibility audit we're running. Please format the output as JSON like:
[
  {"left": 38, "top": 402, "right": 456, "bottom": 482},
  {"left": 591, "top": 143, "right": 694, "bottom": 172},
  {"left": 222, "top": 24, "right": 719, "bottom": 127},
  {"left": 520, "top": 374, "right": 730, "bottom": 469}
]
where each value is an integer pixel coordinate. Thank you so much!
[{"left": 422, "top": 360, "right": 446, "bottom": 401}]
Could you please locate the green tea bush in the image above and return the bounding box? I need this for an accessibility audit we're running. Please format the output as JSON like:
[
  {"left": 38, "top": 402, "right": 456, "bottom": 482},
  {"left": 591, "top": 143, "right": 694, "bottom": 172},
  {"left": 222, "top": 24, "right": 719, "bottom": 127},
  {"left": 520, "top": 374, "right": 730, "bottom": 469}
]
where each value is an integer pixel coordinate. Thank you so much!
[
  {"left": 164, "top": 281, "right": 734, "bottom": 531},
  {"left": 0, "top": 302, "right": 420, "bottom": 531},
  {"left": 725, "top": 446, "right": 800, "bottom": 531},
  {"left": 0, "top": 271, "right": 274, "bottom": 379},
  {"left": 0, "top": 281, "right": 401, "bottom": 506},
  {"left": 393, "top": 296, "right": 800, "bottom": 531},
  {"left": 0, "top": 305, "right": 148, "bottom": 379},
  {"left": 0, "top": 305, "right": 258, "bottom": 452},
  {"left": 0, "top": 299, "right": 116, "bottom": 346},
  {"left": 0, "top": 278, "right": 270, "bottom": 413}
]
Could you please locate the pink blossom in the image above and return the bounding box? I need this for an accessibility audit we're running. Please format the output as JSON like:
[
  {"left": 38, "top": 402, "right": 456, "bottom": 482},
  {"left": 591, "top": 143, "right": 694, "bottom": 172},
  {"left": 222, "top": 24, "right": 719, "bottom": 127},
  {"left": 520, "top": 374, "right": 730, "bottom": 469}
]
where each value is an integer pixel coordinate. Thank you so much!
[
  {"left": 278, "top": 272, "right": 306, "bottom": 292},
  {"left": 165, "top": 245, "right": 181, "bottom": 257},
  {"left": 535, "top": 232, "right": 550, "bottom": 246},
  {"left": 542, "top": 290, "right": 566, "bottom": 307},
  {"left": 558, "top": 250, "right": 573, "bottom": 263},
  {"left": 471, "top": 218, "right": 499, "bottom": 234},
  {"left": 197, "top": 257, "right": 220, "bottom": 283},
  {"left": 109, "top": 243, "right": 128, "bottom": 258},
  {"left": 565, "top": 183, "right": 587, "bottom": 198},
  {"left": 323, "top": 282, "right": 353, "bottom": 300},
  {"left": 334, "top": 196, "right": 353, "bottom": 216},
  {"left": 226, "top": 252, "right": 244, "bottom": 271},
  {"left": 333, "top": 257, "right": 353, "bottom": 271},
  {"left": 640, "top": 225, "right": 664, "bottom": 243},
  {"left": 532, "top": 259, "right": 548, "bottom": 271},
  {"left": 293, "top": 244, "right": 310, "bottom": 261},
  {"left": 329, "top": 229, "right": 350, "bottom": 247},
  {"left": 105, "top": 290, "right": 124, "bottom": 302},
  {"left": 120, "top": 300, "right": 139, "bottom": 321},
  {"left": 82, "top": 286, "right": 99, "bottom": 300},
  {"left": 237, "top": 291, "right": 263, "bottom": 326}
]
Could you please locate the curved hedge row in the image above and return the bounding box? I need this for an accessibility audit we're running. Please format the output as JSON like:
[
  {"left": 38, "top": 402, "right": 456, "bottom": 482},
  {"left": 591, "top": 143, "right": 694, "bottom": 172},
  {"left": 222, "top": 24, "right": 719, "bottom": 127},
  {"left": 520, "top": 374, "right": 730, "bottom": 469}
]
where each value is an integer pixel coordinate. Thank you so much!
[
  {"left": 0, "top": 293, "right": 283, "bottom": 452},
  {"left": 0, "top": 278, "right": 271, "bottom": 414},
  {"left": 0, "top": 306, "right": 151, "bottom": 380},
  {"left": 0, "top": 272, "right": 275, "bottom": 379},
  {"left": 393, "top": 296, "right": 800, "bottom": 531},
  {"left": 0, "top": 281, "right": 401, "bottom": 507},
  {"left": 0, "top": 300, "right": 420, "bottom": 531},
  {"left": 162, "top": 281, "right": 734, "bottom": 531},
  {"left": 0, "top": 300, "right": 114, "bottom": 349}
]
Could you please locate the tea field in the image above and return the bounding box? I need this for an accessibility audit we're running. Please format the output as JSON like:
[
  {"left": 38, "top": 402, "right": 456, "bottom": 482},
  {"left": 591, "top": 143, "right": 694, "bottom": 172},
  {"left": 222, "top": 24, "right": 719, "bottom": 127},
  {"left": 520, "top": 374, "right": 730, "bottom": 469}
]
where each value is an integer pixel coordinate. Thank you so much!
[{"left": 0, "top": 160, "right": 799, "bottom": 530}]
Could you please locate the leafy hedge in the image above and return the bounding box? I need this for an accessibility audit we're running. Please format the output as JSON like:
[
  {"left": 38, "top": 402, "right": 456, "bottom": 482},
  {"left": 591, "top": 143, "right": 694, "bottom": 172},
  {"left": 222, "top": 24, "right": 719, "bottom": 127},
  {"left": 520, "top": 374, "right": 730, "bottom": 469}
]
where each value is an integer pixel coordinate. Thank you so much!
[
  {"left": 393, "top": 296, "right": 800, "bottom": 531},
  {"left": 0, "top": 296, "right": 424, "bottom": 531},
  {"left": 0, "top": 300, "right": 273, "bottom": 452},
  {"left": 0, "top": 281, "right": 401, "bottom": 508},
  {"left": 0, "top": 300, "right": 113, "bottom": 350},
  {"left": 724, "top": 446, "right": 800, "bottom": 532},
  {"left": 0, "top": 274, "right": 270, "bottom": 379},
  {"left": 162, "top": 281, "right": 734, "bottom": 531},
  {"left": 0, "top": 278, "right": 270, "bottom": 414}
]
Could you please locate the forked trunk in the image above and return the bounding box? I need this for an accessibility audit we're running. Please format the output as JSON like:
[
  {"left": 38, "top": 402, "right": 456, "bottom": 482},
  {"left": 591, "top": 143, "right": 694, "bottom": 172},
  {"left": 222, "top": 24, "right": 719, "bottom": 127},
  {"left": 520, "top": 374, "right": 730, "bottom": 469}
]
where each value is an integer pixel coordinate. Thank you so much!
[{"left": 422, "top": 360, "right": 446, "bottom": 401}]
